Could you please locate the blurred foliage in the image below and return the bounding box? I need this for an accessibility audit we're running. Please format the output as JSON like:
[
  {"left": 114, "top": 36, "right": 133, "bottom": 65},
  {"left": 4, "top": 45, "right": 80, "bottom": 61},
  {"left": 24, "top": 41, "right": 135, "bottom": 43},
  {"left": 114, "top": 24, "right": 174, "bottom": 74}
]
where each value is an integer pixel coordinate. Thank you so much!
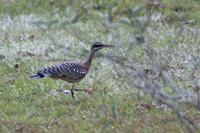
[{"left": 0, "top": 0, "right": 200, "bottom": 26}]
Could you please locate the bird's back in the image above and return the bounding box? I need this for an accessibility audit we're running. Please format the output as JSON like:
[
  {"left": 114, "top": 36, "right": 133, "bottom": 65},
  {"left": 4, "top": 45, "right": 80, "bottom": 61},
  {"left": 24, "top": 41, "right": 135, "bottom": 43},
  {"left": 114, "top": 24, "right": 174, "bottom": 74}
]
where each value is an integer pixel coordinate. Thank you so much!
[{"left": 31, "top": 61, "right": 88, "bottom": 83}]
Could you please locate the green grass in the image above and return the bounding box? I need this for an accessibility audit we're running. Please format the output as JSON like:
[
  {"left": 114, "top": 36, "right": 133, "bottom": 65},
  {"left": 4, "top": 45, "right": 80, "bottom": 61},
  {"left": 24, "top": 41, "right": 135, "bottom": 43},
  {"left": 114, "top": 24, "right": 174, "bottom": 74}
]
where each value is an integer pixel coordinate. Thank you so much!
[{"left": 0, "top": 0, "right": 200, "bottom": 132}]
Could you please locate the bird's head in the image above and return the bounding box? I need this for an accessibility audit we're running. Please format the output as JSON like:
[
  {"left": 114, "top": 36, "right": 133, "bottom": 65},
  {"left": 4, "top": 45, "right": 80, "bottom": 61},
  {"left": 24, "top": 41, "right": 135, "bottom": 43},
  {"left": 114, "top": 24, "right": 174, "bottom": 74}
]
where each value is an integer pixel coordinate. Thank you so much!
[{"left": 91, "top": 42, "right": 113, "bottom": 51}]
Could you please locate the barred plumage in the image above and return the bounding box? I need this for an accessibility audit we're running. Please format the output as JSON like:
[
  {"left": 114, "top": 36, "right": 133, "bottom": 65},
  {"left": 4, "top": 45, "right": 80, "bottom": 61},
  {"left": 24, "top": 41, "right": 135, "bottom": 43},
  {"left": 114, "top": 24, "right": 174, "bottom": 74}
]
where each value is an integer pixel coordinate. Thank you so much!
[
  {"left": 33, "top": 61, "right": 88, "bottom": 83},
  {"left": 31, "top": 42, "right": 113, "bottom": 98}
]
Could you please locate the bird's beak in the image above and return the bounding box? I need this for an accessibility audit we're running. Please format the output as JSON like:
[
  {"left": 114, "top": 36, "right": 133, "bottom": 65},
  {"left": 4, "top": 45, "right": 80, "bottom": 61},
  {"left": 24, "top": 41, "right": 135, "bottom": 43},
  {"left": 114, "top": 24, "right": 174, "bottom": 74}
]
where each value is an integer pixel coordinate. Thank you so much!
[{"left": 103, "top": 44, "right": 114, "bottom": 48}]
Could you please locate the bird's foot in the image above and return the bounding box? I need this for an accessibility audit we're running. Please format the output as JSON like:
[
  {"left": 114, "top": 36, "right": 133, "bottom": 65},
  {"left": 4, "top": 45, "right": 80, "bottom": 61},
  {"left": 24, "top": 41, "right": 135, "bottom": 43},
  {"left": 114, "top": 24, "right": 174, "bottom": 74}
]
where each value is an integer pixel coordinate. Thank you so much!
[
  {"left": 84, "top": 88, "right": 95, "bottom": 95},
  {"left": 59, "top": 89, "right": 76, "bottom": 99},
  {"left": 49, "top": 88, "right": 71, "bottom": 96},
  {"left": 62, "top": 89, "right": 71, "bottom": 95},
  {"left": 58, "top": 84, "right": 73, "bottom": 95}
]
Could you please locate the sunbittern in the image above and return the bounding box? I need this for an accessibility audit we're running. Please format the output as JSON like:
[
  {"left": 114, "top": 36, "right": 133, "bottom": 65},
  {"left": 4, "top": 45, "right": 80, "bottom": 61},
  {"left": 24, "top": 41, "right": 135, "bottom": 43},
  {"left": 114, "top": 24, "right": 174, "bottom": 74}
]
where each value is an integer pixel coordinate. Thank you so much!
[{"left": 31, "top": 42, "right": 113, "bottom": 98}]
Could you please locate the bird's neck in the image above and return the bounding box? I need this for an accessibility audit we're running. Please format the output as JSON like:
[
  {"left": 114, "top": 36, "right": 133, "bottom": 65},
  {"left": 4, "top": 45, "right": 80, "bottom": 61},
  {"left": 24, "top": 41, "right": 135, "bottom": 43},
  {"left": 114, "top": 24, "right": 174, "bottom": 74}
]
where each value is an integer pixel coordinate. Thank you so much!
[{"left": 83, "top": 50, "right": 96, "bottom": 69}]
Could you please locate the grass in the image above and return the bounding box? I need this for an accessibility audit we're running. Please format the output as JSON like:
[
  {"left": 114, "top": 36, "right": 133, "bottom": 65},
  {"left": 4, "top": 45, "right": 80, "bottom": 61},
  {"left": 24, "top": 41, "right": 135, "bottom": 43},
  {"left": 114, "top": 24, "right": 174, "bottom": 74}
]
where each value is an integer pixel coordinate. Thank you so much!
[{"left": 0, "top": 0, "right": 200, "bottom": 132}]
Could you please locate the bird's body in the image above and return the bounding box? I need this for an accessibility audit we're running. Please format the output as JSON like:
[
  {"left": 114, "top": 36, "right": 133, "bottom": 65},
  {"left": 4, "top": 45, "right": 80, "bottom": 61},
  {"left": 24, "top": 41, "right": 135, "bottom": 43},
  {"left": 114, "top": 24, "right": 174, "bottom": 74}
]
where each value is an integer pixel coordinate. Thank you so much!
[
  {"left": 31, "top": 42, "right": 113, "bottom": 98},
  {"left": 31, "top": 61, "right": 88, "bottom": 83}
]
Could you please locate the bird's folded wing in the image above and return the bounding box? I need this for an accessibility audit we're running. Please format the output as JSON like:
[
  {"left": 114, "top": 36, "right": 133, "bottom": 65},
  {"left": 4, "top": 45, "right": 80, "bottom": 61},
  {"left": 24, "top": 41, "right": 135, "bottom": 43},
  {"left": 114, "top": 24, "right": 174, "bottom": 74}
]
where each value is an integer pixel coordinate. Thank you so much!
[{"left": 38, "top": 61, "right": 87, "bottom": 79}]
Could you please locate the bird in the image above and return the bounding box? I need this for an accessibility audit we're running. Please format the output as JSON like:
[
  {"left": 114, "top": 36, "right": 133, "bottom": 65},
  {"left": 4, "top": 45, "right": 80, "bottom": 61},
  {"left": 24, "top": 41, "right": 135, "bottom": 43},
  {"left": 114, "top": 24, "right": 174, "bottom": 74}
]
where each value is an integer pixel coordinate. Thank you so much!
[{"left": 31, "top": 42, "right": 113, "bottom": 98}]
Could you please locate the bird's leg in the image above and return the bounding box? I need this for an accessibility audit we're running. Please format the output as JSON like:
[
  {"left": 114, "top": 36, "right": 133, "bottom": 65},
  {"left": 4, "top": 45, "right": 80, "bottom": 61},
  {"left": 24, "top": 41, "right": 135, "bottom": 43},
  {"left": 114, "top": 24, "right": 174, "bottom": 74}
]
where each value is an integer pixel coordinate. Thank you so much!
[
  {"left": 74, "top": 87, "right": 95, "bottom": 95},
  {"left": 71, "top": 84, "right": 75, "bottom": 98}
]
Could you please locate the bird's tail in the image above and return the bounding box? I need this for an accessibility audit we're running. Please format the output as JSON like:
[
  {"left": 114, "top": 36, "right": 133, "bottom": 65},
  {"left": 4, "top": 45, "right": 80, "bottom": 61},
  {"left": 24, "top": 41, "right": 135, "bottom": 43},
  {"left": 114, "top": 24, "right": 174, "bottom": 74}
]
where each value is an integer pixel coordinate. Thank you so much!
[{"left": 30, "top": 72, "right": 50, "bottom": 79}]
